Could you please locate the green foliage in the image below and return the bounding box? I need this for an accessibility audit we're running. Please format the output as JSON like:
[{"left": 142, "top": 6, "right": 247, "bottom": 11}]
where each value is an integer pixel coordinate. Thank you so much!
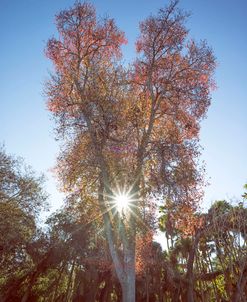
[{"left": 0, "top": 147, "right": 48, "bottom": 300}]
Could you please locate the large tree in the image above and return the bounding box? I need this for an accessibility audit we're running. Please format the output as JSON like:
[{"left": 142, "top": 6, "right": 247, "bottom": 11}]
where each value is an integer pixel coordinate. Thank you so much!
[{"left": 45, "top": 1, "right": 216, "bottom": 300}]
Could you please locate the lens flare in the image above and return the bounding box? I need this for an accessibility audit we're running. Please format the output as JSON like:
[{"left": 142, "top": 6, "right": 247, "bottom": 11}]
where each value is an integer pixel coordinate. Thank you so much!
[{"left": 114, "top": 193, "right": 130, "bottom": 213}]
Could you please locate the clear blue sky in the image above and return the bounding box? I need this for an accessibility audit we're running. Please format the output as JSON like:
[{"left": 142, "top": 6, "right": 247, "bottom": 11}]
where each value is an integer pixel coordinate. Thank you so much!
[{"left": 0, "top": 0, "right": 246, "bottom": 213}]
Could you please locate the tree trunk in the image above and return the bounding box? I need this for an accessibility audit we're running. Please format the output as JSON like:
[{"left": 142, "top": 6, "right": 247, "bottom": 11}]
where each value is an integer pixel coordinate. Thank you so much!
[
  {"left": 232, "top": 265, "right": 247, "bottom": 302},
  {"left": 186, "top": 230, "right": 201, "bottom": 302},
  {"left": 65, "top": 260, "right": 75, "bottom": 302},
  {"left": 146, "top": 271, "right": 150, "bottom": 302},
  {"left": 122, "top": 278, "right": 135, "bottom": 302},
  {"left": 121, "top": 236, "right": 136, "bottom": 302},
  {"left": 97, "top": 169, "right": 137, "bottom": 302}
]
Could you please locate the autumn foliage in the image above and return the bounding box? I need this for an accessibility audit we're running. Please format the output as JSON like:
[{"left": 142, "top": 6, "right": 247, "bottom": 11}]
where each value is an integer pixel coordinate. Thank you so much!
[{"left": 45, "top": 1, "right": 216, "bottom": 301}]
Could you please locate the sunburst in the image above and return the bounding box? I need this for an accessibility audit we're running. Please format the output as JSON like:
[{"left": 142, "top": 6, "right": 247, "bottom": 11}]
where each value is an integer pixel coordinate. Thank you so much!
[{"left": 114, "top": 192, "right": 131, "bottom": 213}]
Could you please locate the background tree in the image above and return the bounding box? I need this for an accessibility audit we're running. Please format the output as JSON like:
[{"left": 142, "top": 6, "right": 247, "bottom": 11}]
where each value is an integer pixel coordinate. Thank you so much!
[
  {"left": 1, "top": 164, "right": 245, "bottom": 301},
  {"left": 0, "top": 146, "right": 48, "bottom": 301},
  {"left": 158, "top": 192, "right": 247, "bottom": 302}
]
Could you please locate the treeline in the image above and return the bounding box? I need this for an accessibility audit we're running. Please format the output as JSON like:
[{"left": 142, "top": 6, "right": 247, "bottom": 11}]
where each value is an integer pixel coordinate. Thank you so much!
[{"left": 0, "top": 147, "right": 246, "bottom": 301}]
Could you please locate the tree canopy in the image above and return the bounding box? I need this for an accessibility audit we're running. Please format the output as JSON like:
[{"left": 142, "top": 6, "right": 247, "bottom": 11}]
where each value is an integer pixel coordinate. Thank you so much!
[{"left": 44, "top": 1, "right": 216, "bottom": 300}]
